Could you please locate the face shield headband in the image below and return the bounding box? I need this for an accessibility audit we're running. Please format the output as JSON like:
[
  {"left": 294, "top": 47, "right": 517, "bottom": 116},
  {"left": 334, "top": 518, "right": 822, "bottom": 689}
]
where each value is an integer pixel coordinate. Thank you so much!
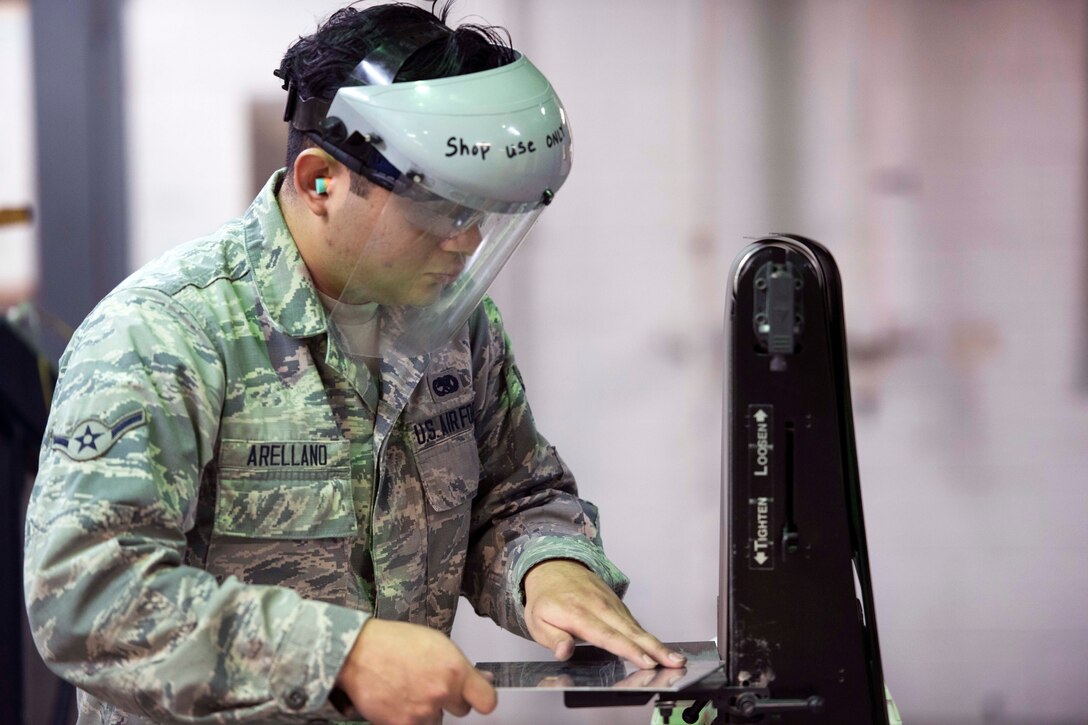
[{"left": 276, "top": 20, "right": 451, "bottom": 190}]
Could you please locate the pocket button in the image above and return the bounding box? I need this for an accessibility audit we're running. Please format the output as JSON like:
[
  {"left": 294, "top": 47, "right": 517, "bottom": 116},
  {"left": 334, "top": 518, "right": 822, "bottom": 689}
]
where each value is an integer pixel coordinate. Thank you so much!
[{"left": 286, "top": 688, "right": 307, "bottom": 710}]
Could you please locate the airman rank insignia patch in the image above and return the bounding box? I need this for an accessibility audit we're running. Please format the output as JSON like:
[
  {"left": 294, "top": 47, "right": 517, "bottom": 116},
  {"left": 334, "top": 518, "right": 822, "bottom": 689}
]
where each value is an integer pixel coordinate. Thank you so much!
[{"left": 51, "top": 409, "right": 148, "bottom": 461}]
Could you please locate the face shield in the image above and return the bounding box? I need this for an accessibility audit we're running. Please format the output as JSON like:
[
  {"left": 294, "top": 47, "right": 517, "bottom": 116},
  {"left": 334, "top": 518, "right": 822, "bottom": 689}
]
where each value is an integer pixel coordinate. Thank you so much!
[
  {"left": 330, "top": 171, "right": 547, "bottom": 356},
  {"left": 281, "top": 29, "right": 572, "bottom": 358}
]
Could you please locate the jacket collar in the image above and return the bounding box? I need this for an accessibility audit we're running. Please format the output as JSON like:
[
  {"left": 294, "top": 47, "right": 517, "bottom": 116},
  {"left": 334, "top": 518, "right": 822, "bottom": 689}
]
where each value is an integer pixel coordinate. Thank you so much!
[
  {"left": 243, "top": 170, "right": 328, "bottom": 339},
  {"left": 242, "top": 171, "right": 430, "bottom": 425}
]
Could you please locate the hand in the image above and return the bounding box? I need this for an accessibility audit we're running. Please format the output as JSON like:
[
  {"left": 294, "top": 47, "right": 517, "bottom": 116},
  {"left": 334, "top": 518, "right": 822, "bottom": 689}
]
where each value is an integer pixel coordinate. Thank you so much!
[
  {"left": 335, "top": 618, "right": 497, "bottom": 725},
  {"left": 522, "top": 560, "right": 686, "bottom": 670}
]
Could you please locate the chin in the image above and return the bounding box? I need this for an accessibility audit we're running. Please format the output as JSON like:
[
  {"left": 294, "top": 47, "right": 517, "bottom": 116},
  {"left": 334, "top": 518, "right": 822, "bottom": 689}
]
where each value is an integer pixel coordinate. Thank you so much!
[
  {"left": 404, "top": 281, "right": 447, "bottom": 306},
  {"left": 406, "top": 291, "right": 443, "bottom": 307}
]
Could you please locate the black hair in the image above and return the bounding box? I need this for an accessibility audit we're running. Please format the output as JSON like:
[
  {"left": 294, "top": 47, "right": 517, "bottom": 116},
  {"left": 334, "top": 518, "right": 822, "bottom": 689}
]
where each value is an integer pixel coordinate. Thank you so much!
[{"left": 276, "top": 1, "right": 515, "bottom": 194}]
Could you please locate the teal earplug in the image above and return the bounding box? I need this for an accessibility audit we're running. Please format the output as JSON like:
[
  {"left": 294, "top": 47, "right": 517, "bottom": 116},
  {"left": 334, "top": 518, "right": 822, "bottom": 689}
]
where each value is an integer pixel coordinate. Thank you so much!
[{"left": 315, "top": 177, "right": 329, "bottom": 194}]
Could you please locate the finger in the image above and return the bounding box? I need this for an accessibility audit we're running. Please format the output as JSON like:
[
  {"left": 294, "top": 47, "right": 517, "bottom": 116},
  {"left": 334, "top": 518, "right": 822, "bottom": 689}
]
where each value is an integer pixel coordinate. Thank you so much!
[
  {"left": 594, "top": 610, "right": 687, "bottom": 669},
  {"left": 564, "top": 615, "right": 685, "bottom": 670},
  {"left": 620, "top": 627, "right": 686, "bottom": 668},
  {"left": 552, "top": 582, "right": 683, "bottom": 668},
  {"left": 528, "top": 617, "right": 577, "bottom": 660},
  {"left": 462, "top": 667, "right": 498, "bottom": 714},
  {"left": 545, "top": 614, "right": 657, "bottom": 669}
]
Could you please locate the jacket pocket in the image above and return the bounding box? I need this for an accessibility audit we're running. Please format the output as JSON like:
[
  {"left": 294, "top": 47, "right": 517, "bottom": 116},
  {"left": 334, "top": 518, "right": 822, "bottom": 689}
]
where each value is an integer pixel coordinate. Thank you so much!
[
  {"left": 214, "top": 438, "right": 357, "bottom": 539},
  {"left": 413, "top": 430, "right": 480, "bottom": 512}
]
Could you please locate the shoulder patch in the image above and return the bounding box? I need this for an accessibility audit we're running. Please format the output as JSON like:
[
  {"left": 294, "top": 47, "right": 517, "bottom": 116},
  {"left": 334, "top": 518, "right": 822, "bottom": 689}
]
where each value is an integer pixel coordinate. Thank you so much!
[
  {"left": 426, "top": 367, "right": 471, "bottom": 404},
  {"left": 51, "top": 409, "right": 148, "bottom": 461}
]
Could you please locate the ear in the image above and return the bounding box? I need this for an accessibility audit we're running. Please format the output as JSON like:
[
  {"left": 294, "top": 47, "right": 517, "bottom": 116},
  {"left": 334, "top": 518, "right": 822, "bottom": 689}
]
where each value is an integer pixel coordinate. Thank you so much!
[{"left": 292, "top": 148, "right": 338, "bottom": 216}]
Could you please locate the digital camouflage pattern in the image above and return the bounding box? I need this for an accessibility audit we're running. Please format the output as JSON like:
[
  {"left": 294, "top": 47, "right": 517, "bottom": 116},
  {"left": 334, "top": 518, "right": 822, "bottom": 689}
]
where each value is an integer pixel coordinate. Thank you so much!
[{"left": 24, "top": 171, "right": 628, "bottom": 724}]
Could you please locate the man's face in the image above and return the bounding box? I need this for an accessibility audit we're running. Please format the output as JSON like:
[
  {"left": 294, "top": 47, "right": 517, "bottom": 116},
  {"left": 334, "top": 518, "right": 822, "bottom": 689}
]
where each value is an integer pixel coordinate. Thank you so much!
[{"left": 324, "top": 183, "right": 483, "bottom": 306}]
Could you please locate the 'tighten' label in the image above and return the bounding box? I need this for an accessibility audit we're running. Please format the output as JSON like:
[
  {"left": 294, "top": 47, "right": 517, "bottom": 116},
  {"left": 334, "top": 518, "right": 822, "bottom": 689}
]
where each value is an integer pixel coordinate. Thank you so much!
[{"left": 748, "top": 405, "right": 775, "bottom": 570}]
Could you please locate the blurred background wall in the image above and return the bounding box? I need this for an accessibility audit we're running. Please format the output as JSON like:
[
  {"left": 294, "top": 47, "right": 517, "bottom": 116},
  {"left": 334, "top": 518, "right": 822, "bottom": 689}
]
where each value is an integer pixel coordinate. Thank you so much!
[
  {"left": 0, "top": 1, "right": 35, "bottom": 306},
  {"left": 3, "top": 1, "right": 1087, "bottom": 723}
]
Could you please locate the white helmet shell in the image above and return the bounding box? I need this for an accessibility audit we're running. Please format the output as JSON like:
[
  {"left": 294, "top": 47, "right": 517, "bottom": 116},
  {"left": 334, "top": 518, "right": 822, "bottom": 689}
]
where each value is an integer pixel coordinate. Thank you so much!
[{"left": 326, "top": 54, "right": 572, "bottom": 211}]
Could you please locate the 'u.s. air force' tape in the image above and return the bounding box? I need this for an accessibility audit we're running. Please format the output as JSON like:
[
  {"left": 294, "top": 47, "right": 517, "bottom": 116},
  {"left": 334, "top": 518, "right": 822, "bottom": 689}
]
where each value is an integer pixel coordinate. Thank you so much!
[{"left": 51, "top": 409, "right": 148, "bottom": 461}]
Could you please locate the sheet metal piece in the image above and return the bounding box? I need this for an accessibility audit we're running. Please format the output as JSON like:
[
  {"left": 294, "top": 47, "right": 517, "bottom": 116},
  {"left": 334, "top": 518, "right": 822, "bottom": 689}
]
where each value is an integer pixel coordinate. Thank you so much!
[{"left": 476, "top": 642, "right": 722, "bottom": 692}]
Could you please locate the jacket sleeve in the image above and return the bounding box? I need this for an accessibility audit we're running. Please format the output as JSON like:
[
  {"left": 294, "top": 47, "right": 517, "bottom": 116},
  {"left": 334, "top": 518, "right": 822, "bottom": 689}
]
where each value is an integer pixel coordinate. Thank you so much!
[
  {"left": 23, "top": 288, "right": 366, "bottom": 723},
  {"left": 461, "top": 298, "right": 629, "bottom": 638}
]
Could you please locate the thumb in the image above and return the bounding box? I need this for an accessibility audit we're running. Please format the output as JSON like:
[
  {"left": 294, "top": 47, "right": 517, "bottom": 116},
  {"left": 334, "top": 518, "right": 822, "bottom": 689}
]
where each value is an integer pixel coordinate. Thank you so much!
[{"left": 463, "top": 667, "right": 498, "bottom": 714}]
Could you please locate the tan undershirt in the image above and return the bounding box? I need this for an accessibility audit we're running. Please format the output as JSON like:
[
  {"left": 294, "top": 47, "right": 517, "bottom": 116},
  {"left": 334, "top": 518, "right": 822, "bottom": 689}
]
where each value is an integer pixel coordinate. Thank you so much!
[{"left": 317, "top": 290, "right": 382, "bottom": 378}]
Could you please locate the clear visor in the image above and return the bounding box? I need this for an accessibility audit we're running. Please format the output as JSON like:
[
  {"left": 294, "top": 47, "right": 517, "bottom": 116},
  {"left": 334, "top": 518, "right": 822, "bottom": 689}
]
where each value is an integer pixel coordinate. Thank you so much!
[{"left": 327, "top": 174, "right": 543, "bottom": 359}]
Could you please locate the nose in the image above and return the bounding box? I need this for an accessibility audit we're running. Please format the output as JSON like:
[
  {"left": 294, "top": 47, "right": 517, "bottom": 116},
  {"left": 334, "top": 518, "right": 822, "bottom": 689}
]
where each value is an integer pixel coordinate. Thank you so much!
[{"left": 440, "top": 226, "right": 483, "bottom": 256}]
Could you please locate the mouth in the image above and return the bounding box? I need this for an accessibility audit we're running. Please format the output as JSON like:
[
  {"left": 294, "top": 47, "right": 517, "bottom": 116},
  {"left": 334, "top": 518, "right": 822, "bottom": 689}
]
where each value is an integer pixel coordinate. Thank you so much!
[
  {"left": 426, "top": 271, "right": 461, "bottom": 285},
  {"left": 429, "top": 262, "right": 465, "bottom": 280}
]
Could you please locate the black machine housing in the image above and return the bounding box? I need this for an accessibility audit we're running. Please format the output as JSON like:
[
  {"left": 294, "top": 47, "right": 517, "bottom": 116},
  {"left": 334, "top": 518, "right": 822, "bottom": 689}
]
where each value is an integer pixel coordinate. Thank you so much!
[
  {"left": 714, "top": 234, "right": 888, "bottom": 722},
  {"left": 562, "top": 235, "right": 890, "bottom": 722}
]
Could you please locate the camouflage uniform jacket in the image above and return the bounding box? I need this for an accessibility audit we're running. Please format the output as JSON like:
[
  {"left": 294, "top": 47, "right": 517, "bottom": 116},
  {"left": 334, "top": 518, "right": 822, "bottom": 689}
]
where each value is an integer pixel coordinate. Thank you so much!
[{"left": 24, "top": 171, "right": 629, "bottom": 724}]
